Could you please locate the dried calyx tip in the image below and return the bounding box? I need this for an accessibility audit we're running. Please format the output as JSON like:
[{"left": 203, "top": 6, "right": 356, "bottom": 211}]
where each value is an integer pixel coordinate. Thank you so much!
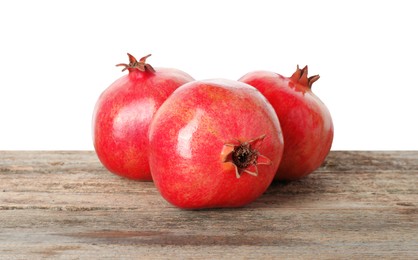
[
  {"left": 291, "top": 65, "right": 319, "bottom": 89},
  {"left": 116, "top": 53, "right": 156, "bottom": 73},
  {"left": 232, "top": 143, "right": 258, "bottom": 170},
  {"left": 222, "top": 134, "right": 272, "bottom": 178}
]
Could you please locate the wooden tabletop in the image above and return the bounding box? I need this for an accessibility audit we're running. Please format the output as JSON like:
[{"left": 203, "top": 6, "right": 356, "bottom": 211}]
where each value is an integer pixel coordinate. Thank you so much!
[{"left": 0, "top": 151, "right": 417, "bottom": 259}]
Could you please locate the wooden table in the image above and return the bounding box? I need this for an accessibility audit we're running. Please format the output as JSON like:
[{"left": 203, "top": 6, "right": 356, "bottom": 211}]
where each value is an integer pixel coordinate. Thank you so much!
[{"left": 0, "top": 151, "right": 417, "bottom": 259}]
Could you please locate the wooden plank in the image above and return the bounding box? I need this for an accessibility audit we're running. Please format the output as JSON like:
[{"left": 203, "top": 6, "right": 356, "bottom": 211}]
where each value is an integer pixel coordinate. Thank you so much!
[{"left": 0, "top": 151, "right": 417, "bottom": 259}]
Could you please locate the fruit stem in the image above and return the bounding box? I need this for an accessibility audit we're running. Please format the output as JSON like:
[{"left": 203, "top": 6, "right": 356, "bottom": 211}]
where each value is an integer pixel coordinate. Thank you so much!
[
  {"left": 290, "top": 65, "right": 319, "bottom": 89},
  {"left": 116, "top": 53, "right": 156, "bottom": 73}
]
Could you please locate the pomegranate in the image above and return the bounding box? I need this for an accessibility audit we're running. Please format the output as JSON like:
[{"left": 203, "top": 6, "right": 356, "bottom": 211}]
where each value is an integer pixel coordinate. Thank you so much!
[
  {"left": 93, "top": 53, "right": 194, "bottom": 180},
  {"left": 148, "top": 79, "right": 284, "bottom": 209},
  {"left": 239, "top": 66, "right": 334, "bottom": 181}
]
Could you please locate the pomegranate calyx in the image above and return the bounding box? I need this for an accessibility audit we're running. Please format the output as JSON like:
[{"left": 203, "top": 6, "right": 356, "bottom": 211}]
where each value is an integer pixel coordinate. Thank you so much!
[
  {"left": 221, "top": 134, "right": 272, "bottom": 178},
  {"left": 290, "top": 65, "right": 319, "bottom": 89},
  {"left": 116, "top": 53, "right": 156, "bottom": 73}
]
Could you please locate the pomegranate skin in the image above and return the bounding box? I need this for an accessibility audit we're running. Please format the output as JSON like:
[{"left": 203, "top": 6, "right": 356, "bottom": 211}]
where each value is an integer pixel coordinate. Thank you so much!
[
  {"left": 239, "top": 68, "right": 334, "bottom": 181},
  {"left": 93, "top": 54, "right": 194, "bottom": 180},
  {"left": 148, "top": 79, "right": 284, "bottom": 209}
]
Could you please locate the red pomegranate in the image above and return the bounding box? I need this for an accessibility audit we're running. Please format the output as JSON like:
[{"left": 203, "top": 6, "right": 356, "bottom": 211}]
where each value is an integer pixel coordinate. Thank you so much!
[
  {"left": 240, "top": 66, "right": 333, "bottom": 181},
  {"left": 93, "top": 53, "right": 194, "bottom": 180},
  {"left": 148, "top": 79, "right": 284, "bottom": 209}
]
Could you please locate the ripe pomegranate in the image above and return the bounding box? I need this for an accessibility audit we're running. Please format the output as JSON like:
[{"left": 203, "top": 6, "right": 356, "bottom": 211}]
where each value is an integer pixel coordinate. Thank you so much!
[
  {"left": 148, "top": 79, "right": 284, "bottom": 209},
  {"left": 239, "top": 66, "right": 334, "bottom": 181},
  {"left": 93, "top": 53, "right": 194, "bottom": 180}
]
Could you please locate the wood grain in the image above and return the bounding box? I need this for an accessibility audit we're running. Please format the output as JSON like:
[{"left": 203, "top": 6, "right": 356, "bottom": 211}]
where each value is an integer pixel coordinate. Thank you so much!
[{"left": 0, "top": 151, "right": 417, "bottom": 259}]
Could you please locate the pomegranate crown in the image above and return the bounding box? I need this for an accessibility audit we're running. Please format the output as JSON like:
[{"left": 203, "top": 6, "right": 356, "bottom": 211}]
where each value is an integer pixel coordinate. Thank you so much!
[
  {"left": 290, "top": 65, "right": 319, "bottom": 89},
  {"left": 116, "top": 53, "right": 156, "bottom": 73},
  {"left": 221, "top": 134, "right": 272, "bottom": 178}
]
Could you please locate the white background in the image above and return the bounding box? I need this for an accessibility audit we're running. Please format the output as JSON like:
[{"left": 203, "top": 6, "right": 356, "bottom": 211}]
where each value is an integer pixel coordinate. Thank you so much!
[{"left": 1, "top": 0, "right": 417, "bottom": 150}]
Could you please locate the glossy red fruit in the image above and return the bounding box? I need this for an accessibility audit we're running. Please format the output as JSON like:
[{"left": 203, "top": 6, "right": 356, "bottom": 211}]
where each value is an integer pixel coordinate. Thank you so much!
[
  {"left": 239, "top": 66, "right": 334, "bottom": 181},
  {"left": 148, "top": 79, "right": 284, "bottom": 209},
  {"left": 93, "top": 53, "right": 194, "bottom": 180}
]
